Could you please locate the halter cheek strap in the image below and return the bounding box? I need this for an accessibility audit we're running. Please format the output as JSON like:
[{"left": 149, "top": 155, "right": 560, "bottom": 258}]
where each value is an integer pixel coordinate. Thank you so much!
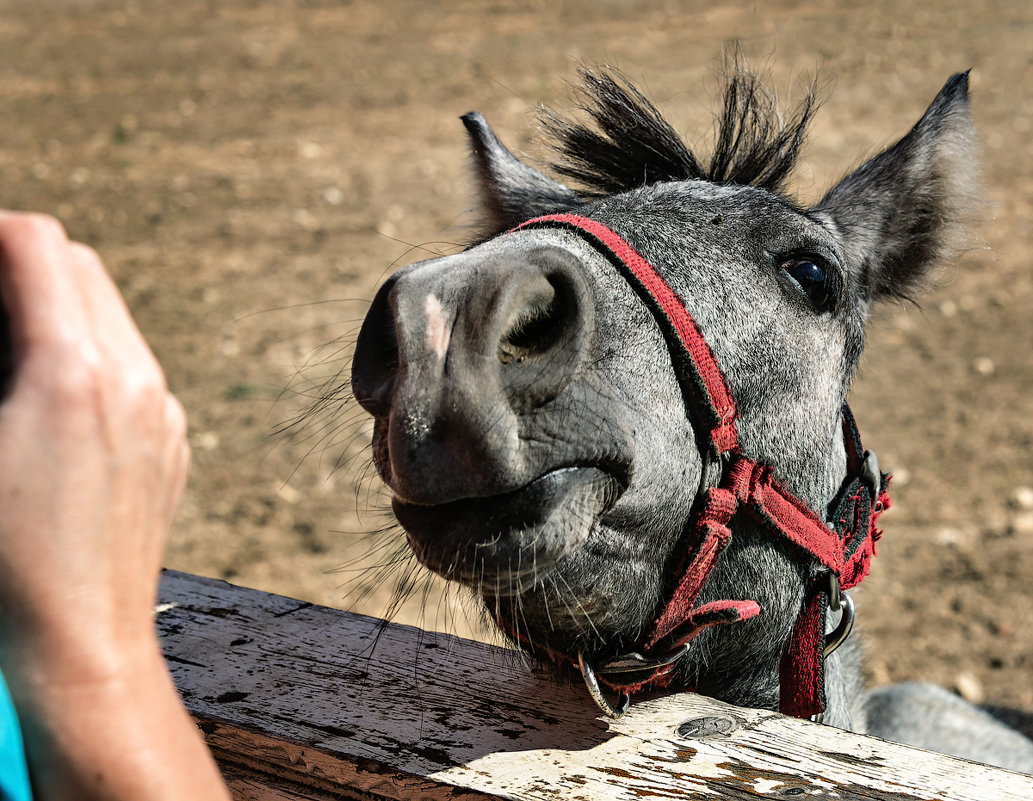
[{"left": 509, "top": 213, "right": 890, "bottom": 720}]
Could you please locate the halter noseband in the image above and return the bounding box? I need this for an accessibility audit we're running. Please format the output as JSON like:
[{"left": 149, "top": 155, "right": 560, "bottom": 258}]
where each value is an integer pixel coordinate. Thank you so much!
[{"left": 507, "top": 213, "right": 890, "bottom": 721}]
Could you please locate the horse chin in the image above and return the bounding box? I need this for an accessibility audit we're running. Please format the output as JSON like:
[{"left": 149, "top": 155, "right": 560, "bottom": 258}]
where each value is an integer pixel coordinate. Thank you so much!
[{"left": 393, "top": 466, "right": 626, "bottom": 592}]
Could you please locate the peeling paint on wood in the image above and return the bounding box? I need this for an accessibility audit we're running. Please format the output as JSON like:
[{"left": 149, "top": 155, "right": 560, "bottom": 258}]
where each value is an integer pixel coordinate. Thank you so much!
[{"left": 157, "top": 570, "right": 1033, "bottom": 800}]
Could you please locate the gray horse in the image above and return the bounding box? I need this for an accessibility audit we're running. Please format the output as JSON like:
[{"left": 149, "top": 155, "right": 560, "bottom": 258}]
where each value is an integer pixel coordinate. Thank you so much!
[{"left": 351, "top": 64, "right": 1033, "bottom": 772}]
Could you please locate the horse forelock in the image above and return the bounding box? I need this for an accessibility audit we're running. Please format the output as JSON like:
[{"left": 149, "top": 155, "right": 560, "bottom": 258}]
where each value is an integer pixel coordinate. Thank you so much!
[{"left": 541, "top": 64, "right": 819, "bottom": 199}]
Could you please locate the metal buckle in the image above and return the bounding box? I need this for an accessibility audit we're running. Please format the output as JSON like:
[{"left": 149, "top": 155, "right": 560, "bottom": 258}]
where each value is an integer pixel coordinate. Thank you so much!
[
  {"left": 578, "top": 644, "right": 689, "bottom": 718},
  {"left": 860, "top": 449, "right": 881, "bottom": 502}
]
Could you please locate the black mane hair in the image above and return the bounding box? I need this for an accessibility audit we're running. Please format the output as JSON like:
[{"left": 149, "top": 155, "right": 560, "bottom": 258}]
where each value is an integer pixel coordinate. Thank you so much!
[{"left": 541, "top": 65, "right": 819, "bottom": 198}]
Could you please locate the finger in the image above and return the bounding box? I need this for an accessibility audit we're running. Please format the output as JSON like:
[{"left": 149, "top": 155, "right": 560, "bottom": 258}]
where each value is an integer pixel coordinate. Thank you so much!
[
  {"left": 0, "top": 212, "right": 91, "bottom": 353},
  {"left": 66, "top": 241, "right": 161, "bottom": 378}
]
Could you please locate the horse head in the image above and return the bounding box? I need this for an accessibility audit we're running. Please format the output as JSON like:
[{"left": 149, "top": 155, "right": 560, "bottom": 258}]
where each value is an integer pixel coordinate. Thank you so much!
[{"left": 350, "top": 65, "right": 977, "bottom": 726}]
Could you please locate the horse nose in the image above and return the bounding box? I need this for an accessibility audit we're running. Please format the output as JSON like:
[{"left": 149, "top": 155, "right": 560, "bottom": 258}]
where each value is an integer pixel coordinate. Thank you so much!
[
  {"left": 351, "top": 244, "right": 593, "bottom": 502},
  {"left": 353, "top": 244, "right": 591, "bottom": 416}
]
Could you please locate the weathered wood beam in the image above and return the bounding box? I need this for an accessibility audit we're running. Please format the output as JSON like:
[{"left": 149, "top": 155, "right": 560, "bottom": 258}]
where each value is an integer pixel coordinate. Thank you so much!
[{"left": 157, "top": 570, "right": 1033, "bottom": 800}]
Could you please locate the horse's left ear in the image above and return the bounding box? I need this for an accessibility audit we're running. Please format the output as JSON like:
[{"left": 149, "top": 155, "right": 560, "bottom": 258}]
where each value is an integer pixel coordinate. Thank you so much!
[
  {"left": 813, "top": 72, "right": 979, "bottom": 301},
  {"left": 461, "top": 111, "right": 582, "bottom": 235}
]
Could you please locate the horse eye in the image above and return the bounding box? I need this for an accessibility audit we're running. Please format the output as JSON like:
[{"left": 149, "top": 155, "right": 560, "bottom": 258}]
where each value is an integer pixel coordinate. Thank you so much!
[{"left": 781, "top": 256, "right": 832, "bottom": 310}]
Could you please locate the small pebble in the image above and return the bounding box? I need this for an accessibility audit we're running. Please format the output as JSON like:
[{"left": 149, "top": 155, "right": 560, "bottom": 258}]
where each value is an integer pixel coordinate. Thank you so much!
[
  {"left": 293, "top": 208, "right": 320, "bottom": 231},
  {"left": 935, "top": 527, "right": 959, "bottom": 547},
  {"left": 1012, "top": 486, "right": 1033, "bottom": 511},
  {"left": 953, "top": 671, "right": 985, "bottom": 705},
  {"left": 973, "top": 357, "right": 995, "bottom": 376},
  {"left": 299, "top": 141, "right": 323, "bottom": 159},
  {"left": 195, "top": 431, "right": 220, "bottom": 451},
  {"left": 277, "top": 483, "right": 301, "bottom": 505}
]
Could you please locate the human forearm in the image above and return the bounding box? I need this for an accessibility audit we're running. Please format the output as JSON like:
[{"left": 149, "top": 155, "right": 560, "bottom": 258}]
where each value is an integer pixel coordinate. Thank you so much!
[{"left": 6, "top": 637, "right": 230, "bottom": 801}]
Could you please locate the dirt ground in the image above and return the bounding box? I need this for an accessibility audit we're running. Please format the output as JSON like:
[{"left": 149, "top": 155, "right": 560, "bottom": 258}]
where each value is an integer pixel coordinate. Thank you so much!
[{"left": 2, "top": 0, "right": 1032, "bottom": 719}]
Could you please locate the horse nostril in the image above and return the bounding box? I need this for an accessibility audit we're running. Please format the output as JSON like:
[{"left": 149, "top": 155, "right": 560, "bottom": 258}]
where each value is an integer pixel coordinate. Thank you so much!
[
  {"left": 498, "top": 273, "right": 573, "bottom": 365},
  {"left": 351, "top": 278, "right": 400, "bottom": 417}
]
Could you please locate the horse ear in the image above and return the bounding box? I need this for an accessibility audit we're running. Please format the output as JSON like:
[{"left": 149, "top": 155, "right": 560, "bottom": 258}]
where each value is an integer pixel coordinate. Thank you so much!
[
  {"left": 461, "top": 111, "right": 582, "bottom": 235},
  {"left": 813, "top": 72, "right": 979, "bottom": 301}
]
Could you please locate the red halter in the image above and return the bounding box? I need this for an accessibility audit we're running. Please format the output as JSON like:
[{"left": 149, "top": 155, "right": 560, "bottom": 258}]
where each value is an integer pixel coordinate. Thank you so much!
[{"left": 509, "top": 213, "right": 890, "bottom": 719}]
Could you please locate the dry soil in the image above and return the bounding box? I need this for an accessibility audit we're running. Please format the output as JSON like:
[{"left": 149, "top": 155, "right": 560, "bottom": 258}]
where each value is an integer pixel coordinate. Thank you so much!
[{"left": 2, "top": 0, "right": 1032, "bottom": 721}]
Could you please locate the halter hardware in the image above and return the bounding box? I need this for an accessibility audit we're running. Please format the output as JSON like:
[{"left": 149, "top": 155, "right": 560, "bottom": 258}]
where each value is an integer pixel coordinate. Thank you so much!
[
  {"left": 578, "top": 652, "right": 631, "bottom": 718},
  {"left": 509, "top": 214, "right": 890, "bottom": 721},
  {"left": 822, "top": 573, "right": 855, "bottom": 660},
  {"left": 595, "top": 644, "right": 690, "bottom": 678},
  {"left": 578, "top": 646, "right": 688, "bottom": 718},
  {"left": 578, "top": 576, "right": 857, "bottom": 719}
]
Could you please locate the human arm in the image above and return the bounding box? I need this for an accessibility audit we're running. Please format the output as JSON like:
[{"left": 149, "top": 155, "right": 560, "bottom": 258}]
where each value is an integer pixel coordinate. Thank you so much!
[{"left": 0, "top": 212, "right": 230, "bottom": 800}]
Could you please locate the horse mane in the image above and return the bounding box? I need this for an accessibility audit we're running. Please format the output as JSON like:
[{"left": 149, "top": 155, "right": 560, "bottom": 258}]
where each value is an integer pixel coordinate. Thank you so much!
[{"left": 541, "top": 65, "right": 819, "bottom": 197}]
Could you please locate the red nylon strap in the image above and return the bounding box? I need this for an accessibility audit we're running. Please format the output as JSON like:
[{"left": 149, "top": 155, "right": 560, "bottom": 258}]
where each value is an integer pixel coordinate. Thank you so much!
[
  {"left": 647, "top": 515, "right": 734, "bottom": 648},
  {"left": 778, "top": 589, "right": 826, "bottom": 717},
  {"left": 646, "top": 455, "right": 845, "bottom": 652},
  {"left": 617, "top": 599, "right": 761, "bottom": 694},
  {"left": 733, "top": 459, "right": 845, "bottom": 575},
  {"left": 836, "top": 408, "right": 890, "bottom": 590},
  {"left": 513, "top": 214, "right": 738, "bottom": 454}
]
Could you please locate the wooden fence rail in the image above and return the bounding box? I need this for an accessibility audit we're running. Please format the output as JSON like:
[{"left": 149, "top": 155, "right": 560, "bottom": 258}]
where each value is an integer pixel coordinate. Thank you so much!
[{"left": 156, "top": 570, "right": 1033, "bottom": 800}]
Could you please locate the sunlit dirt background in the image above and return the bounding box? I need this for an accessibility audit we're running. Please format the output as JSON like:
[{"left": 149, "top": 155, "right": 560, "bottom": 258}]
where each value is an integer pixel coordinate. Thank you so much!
[{"left": 2, "top": 0, "right": 1031, "bottom": 716}]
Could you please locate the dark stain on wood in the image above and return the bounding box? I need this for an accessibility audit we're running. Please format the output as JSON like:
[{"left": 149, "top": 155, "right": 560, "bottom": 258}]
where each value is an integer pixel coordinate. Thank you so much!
[
  {"left": 707, "top": 756, "right": 931, "bottom": 801},
  {"left": 408, "top": 743, "right": 459, "bottom": 767},
  {"left": 191, "top": 606, "right": 242, "bottom": 619},
  {"left": 274, "top": 602, "right": 314, "bottom": 618},
  {"left": 216, "top": 690, "right": 250, "bottom": 703},
  {"left": 198, "top": 719, "right": 218, "bottom": 736},
  {"left": 164, "top": 653, "right": 206, "bottom": 669},
  {"left": 307, "top": 722, "right": 358, "bottom": 740},
  {"left": 819, "top": 748, "right": 888, "bottom": 768}
]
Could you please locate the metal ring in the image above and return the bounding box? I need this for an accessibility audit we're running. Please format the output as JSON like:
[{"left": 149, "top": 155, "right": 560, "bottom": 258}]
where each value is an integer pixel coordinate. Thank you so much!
[
  {"left": 826, "top": 572, "right": 842, "bottom": 612},
  {"left": 578, "top": 652, "right": 631, "bottom": 718},
  {"left": 823, "top": 592, "right": 855, "bottom": 659}
]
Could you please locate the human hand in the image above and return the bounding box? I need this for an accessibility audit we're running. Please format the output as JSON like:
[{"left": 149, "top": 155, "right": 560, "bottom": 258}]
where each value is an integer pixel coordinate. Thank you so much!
[
  {"left": 0, "top": 213, "right": 227, "bottom": 800},
  {"left": 0, "top": 212, "right": 189, "bottom": 674}
]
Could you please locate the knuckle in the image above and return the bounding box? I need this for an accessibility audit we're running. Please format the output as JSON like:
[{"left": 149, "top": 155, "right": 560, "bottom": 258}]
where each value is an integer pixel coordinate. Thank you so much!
[
  {"left": 43, "top": 346, "right": 105, "bottom": 411},
  {"left": 68, "top": 241, "right": 103, "bottom": 269},
  {"left": 49, "top": 344, "right": 166, "bottom": 408},
  {"left": 7, "top": 212, "right": 67, "bottom": 244},
  {"left": 52, "top": 341, "right": 103, "bottom": 386},
  {"left": 122, "top": 362, "right": 170, "bottom": 410},
  {"left": 164, "top": 393, "right": 189, "bottom": 436}
]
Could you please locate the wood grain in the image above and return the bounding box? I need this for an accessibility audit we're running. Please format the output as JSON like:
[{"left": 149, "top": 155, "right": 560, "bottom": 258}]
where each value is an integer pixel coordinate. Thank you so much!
[{"left": 157, "top": 570, "right": 1033, "bottom": 799}]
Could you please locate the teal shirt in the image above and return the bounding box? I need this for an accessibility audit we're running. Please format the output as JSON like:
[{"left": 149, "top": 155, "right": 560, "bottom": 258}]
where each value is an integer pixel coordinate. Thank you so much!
[{"left": 0, "top": 670, "right": 31, "bottom": 801}]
